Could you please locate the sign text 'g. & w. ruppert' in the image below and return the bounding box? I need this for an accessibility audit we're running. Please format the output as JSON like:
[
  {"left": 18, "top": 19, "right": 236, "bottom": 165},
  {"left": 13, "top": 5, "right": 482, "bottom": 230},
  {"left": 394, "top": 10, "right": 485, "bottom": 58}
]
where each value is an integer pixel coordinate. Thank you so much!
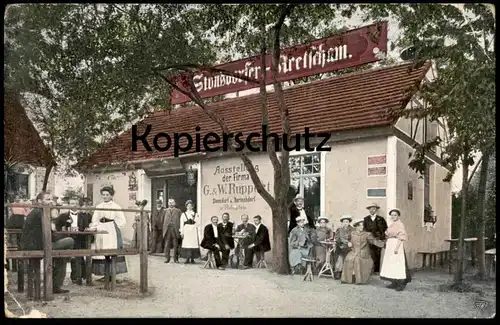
[{"left": 170, "top": 22, "right": 388, "bottom": 105}]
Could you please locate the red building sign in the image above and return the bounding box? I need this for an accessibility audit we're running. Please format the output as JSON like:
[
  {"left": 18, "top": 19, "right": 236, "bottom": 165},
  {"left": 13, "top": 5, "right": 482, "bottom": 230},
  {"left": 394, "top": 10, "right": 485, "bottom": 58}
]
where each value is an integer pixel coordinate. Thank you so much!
[{"left": 170, "top": 22, "right": 388, "bottom": 105}]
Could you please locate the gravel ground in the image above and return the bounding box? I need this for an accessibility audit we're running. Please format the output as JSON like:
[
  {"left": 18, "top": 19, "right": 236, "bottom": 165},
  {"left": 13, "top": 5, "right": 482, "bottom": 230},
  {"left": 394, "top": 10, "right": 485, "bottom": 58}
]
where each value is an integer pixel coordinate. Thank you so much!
[{"left": 6, "top": 255, "right": 496, "bottom": 318}]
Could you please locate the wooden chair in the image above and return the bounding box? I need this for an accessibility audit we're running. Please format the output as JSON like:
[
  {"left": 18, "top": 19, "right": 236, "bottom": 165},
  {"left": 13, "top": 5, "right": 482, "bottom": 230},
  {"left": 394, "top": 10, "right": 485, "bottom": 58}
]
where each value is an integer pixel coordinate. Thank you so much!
[
  {"left": 301, "top": 258, "right": 316, "bottom": 282},
  {"left": 203, "top": 251, "right": 217, "bottom": 269},
  {"left": 256, "top": 252, "right": 267, "bottom": 269}
]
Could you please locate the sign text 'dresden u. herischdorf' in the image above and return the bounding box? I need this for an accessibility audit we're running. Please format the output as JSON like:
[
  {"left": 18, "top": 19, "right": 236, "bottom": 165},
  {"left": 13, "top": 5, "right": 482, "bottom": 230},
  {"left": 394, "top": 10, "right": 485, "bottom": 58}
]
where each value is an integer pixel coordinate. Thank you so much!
[{"left": 170, "top": 22, "right": 388, "bottom": 105}]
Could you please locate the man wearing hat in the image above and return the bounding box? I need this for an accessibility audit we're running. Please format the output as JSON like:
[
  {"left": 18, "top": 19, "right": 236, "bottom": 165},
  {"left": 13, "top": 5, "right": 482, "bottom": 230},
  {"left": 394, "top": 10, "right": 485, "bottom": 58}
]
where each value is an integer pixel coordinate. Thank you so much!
[
  {"left": 363, "top": 203, "right": 388, "bottom": 274},
  {"left": 333, "top": 215, "right": 354, "bottom": 279},
  {"left": 150, "top": 199, "right": 166, "bottom": 254},
  {"left": 54, "top": 195, "right": 91, "bottom": 284},
  {"left": 288, "top": 194, "right": 315, "bottom": 234}
]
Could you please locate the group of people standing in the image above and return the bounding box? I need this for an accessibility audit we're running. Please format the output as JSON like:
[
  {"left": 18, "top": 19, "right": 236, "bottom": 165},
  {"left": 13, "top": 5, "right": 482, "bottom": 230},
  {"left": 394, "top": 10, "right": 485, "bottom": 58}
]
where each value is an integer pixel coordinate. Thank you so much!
[
  {"left": 149, "top": 198, "right": 271, "bottom": 270},
  {"left": 287, "top": 195, "right": 412, "bottom": 291},
  {"left": 11, "top": 185, "right": 129, "bottom": 294}
]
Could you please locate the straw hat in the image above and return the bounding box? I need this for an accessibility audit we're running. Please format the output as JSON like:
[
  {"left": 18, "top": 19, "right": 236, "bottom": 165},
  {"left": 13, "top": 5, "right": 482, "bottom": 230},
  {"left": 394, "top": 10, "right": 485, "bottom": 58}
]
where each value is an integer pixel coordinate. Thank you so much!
[
  {"left": 295, "top": 216, "right": 307, "bottom": 222},
  {"left": 293, "top": 194, "right": 304, "bottom": 201},
  {"left": 366, "top": 202, "right": 381, "bottom": 210},
  {"left": 339, "top": 215, "right": 353, "bottom": 223},
  {"left": 388, "top": 208, "right": 401, "bottom": 216},
  {"left": 317, "top": 216, "right": 329, "bottom": 223},
  {"left": 352, "top": 218, "right": 364, "bottom": 226}
]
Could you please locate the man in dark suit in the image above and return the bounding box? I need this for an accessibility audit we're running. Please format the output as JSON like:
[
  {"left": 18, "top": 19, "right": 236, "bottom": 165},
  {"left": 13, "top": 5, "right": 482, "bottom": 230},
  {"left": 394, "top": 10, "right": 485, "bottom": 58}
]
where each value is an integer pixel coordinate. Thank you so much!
[
  {"left": 200, "top": 216, "right": 226, "bottom": 270},
  {"left": 288, "top": 194, "right": 315, "bottom": 234},
  {"left": 363, "top": 202, "right": 388, "bottom": 274},
  {"left": 243, "top": 215, "right": 271, "bottom": 269},
  {"left": 218, "top": 212, "right": 234, "bottom": 267},
  {"left": 162, "top": 198, "right": 182, "bottom": 263},
  {"left": 21, "top": 191, "right": 74, "bottom": 294},
  {"left": 150, "top": 199, "right": 165, "bottom": 254},
  {"left": 54, "top": 196, "right": 90, "bottom": 284}
]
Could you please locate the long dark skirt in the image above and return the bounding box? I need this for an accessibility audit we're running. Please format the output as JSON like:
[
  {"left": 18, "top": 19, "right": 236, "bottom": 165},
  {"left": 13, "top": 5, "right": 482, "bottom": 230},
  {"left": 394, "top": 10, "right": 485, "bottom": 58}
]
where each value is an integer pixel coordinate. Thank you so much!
[
  {"left": 180, "top": 248, "right": 201, "bottom": 259},
  {"left": 92, "top": 222, "right": 128, "bottom": 275}
]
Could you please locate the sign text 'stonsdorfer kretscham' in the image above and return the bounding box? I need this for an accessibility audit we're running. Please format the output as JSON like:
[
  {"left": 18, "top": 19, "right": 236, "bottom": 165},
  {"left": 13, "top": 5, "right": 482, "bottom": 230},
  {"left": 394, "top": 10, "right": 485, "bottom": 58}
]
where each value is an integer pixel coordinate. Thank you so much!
[{"left": 170, "top": 22, "right": 388, "bottom": 105}]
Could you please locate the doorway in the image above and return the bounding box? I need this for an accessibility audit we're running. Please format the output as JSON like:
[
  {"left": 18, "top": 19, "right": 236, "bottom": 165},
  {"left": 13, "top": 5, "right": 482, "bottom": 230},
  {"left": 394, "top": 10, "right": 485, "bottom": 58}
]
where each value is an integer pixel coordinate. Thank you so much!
[{"left": 151, "top": 175, "right": 197, "bottom": 214}]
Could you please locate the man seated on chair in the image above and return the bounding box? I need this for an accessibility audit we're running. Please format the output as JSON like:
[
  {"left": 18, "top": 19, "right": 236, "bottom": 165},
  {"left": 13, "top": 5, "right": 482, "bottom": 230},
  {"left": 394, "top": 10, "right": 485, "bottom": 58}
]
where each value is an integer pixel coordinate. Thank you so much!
[
  {"left": 242, "top": 215, "right": 271, "bottom": 269},
  {"left": 218, "top": 212, "right": 234, "bottom": 267},
  {"left": 200, "top": 216, "right": 226, "bottom": 270},
  {"left": 21, "top": 191, "right": 75, "bottom": 294},
  {"left": 54, "top": 196, "right": 91, "bottom": 285}
]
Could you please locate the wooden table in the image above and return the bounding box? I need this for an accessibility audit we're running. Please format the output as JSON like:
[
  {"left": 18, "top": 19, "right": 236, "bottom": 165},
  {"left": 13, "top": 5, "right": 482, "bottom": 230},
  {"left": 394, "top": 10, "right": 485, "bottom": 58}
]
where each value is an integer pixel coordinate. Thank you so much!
[
  {"left": 233, "top": 234, "right": 249, "bottom": 268},
  {"left": 317, "top": 241, "right": 335, "bottom": 279},
  {"left": 55, "top": 230, "right": 108, "bottom": 286}
]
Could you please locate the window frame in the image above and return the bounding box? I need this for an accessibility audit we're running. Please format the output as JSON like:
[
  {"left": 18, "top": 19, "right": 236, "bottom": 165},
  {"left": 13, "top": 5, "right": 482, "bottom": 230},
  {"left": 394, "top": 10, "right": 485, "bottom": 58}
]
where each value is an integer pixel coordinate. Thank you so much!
[
  {"left": 423, "top": 160, "right": 436, "bottom": 226},
  {"left": 288, "top": 148, "right": 327, "bottom": 219}
]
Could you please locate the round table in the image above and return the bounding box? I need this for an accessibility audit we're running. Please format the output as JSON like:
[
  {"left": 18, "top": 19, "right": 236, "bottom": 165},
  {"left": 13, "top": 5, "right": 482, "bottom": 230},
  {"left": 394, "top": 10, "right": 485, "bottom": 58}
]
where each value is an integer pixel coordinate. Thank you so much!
[
  {"left": 232, "top": 234, "right": 248, "bottom": 268},
  {"left": 318, "top": 240, "right": 335, "bottom": 279}
]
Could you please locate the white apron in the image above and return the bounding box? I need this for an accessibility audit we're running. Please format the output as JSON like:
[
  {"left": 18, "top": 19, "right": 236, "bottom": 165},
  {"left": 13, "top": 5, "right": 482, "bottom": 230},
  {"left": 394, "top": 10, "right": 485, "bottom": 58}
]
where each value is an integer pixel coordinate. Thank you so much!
[
  {"left": 180, "top": 211, "right": 200, "bottom": 249},
  {"left": 90, "top": 201, "right": 126, "bottom": 260},
  {"left": 380, "top": 237, "right": 406, "bottom": 279}
]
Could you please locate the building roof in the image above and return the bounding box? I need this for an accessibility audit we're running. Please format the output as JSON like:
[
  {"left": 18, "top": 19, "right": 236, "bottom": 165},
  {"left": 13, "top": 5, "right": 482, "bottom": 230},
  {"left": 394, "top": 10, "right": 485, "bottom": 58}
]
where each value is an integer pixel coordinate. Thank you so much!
[
  {"left": 4, "top": 93, "right": 56, "bottom": 167},
  {"left": 78, "top": 61, "right": 430, "bottom": 169}
]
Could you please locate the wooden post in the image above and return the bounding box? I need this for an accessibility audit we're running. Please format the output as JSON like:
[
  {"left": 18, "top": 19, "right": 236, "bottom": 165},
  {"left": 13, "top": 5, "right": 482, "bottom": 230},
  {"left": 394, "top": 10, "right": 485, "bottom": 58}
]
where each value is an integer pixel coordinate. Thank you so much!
[
  {"left": 42, "top": 207, "right": 53, "bottom": 301},
  {"left": 110, "top": 256, "right": 117, "bottom": 291},
  {"left": 27, "top": 261, "right": 34, "bottom": 299},
  {"left": 17, "top": 260, "right": 24, "bottom": 292},
  {"left": 86, "top": 236, "right": 93, "bottom": 286},
  {"left": 104, "top": 257, "right": 110, "bottom": 290},
  {"left": 34, "top": 259, "right": 41, "bottom": 301},
  {"left": 139, "top": 207, "right": 148, "bottom": 293}
]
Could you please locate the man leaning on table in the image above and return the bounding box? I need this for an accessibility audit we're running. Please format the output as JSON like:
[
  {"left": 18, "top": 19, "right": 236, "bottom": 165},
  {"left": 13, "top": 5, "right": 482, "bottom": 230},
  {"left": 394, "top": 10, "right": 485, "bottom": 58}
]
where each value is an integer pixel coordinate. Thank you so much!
[
  {"left": 21, "top": 191, "right": 74, "bottom": 294},
  {"left": 54, "top": 195, "right": 91, "bottom": 284}
]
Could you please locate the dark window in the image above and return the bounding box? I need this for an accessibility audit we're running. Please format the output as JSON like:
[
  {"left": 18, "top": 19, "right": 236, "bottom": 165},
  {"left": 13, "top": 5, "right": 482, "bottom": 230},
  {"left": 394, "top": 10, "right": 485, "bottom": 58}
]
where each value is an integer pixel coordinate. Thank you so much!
[
  {"left": 423, "top": 162, "right": 435, "bottom": 223},
  {"left": 408, "top": 181, "right": 413, "bottom": 200},
  {"left": 6, "top": 172, "right": 29, "bottom": 200},
  {"left": 86, "top": 183, "right": 94, "bottom": 202},
  {"left": 289, "top": 153, "right": 321, "bottom": 221}
]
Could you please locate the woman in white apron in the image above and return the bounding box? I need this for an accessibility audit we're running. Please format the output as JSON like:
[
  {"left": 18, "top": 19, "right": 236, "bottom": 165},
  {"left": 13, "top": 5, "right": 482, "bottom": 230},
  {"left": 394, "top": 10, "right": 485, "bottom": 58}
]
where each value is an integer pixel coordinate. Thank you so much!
[
  {"left": 380, "top": 208, "right": 412, "bottom": 291},
  {"left": 89, "top": 185, "right": 128, "bottom": 280},
  {"left": 179, "top": 200, "right": 201, "bottom": 264}
]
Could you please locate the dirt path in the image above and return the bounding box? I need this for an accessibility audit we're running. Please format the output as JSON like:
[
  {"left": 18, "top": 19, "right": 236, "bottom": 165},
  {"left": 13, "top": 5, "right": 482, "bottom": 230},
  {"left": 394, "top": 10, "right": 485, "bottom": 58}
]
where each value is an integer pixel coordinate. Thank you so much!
[{"left": 6, "top": 255, "right": 496, "bottom": 318}]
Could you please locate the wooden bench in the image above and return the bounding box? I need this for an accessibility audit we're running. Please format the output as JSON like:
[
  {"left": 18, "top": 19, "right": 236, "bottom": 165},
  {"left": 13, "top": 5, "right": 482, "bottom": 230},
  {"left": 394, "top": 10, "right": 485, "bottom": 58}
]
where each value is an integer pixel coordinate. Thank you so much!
[
  {"left": 6, "top": 249, "right": 139, "bottom": 299},
  {"left": 417, "top": 250, "right": 450, "bottom": 270}
]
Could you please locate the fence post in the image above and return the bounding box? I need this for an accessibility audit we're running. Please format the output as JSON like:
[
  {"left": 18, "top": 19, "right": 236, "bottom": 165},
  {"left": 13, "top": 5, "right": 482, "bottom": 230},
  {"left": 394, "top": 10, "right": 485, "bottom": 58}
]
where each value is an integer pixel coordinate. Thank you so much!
[
  {"left": 42, "top": 206, "right": 54, "bottom": 301},
  {"left": 139, "top": 207, "right": 148, "bottom": 293}
]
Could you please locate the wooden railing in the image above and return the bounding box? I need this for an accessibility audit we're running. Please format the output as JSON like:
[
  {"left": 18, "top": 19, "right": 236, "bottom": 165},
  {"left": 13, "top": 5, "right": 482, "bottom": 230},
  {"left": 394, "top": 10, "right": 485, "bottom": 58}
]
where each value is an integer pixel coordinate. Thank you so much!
[{"left": 5, "top": 203, "right": 151, "bottom": 301}]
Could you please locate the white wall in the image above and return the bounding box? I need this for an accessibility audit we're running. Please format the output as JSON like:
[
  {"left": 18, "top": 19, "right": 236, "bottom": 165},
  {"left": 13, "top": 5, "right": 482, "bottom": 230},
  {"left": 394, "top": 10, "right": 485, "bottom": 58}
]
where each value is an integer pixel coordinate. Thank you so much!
[{"left": 85, "top": 170, "right": 144, "bottom": 244}]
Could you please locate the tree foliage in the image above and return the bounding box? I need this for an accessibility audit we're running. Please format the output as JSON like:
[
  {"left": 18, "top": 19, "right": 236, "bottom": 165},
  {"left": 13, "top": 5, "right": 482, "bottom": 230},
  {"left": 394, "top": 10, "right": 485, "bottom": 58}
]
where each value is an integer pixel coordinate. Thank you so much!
[
  {"left": 5, "top": 4, "right": 216, "bottom": 172},
  {"left": 361, "top": 3, "right": 495, "bottom": 285},
  {"left": 360, "top": 4, "right": 495, "bottom": 177}
]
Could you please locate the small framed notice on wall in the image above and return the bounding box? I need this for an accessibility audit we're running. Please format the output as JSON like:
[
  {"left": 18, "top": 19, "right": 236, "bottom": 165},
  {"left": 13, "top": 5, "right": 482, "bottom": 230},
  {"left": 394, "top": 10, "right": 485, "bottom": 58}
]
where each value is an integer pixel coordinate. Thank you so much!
[
  {"left": 408, "top": 181, "right": 413, "bottom": 200},
  {"left": 367, "top": 154, "right": 387, "bottom": 177},
  {"left": 367, "top": 188, "right": 387, "bottom": 198}
]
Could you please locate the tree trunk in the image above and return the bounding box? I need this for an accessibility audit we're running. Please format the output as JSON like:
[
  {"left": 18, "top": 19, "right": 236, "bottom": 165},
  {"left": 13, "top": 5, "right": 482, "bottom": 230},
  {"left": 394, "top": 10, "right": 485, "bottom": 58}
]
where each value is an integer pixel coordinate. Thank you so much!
[
  {"left": 475, "top": 149, "right": 491, "bottom": 280},
  {"left": 42, "top": 164, "right": 53, "bottom": 191},
  {"left": 454, "top": 155, "right": 469, "bottom": 285},
  {"left": 271, "top": 204, "right": 290, "bottom": 274}
]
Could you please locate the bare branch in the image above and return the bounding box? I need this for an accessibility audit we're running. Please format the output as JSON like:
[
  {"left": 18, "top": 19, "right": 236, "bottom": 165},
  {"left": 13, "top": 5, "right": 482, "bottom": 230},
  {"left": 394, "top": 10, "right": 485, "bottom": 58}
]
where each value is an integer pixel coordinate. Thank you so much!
[
  {"left": 152, "top": 69, "right": 276, "bottom": 206},
  {"left": 157, "top": 63, "right": 261, "bottom": 86}
]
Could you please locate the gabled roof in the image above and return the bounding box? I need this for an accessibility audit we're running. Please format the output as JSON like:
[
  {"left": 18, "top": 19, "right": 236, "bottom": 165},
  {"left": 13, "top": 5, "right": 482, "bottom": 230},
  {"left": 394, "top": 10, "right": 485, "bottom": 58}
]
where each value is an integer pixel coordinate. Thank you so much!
[
  {"left": 78, "top": 61, "right": 430, "bottom": 169},
  {"left": 4, "top": 93, "right": 56, "bottom": 167}
]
